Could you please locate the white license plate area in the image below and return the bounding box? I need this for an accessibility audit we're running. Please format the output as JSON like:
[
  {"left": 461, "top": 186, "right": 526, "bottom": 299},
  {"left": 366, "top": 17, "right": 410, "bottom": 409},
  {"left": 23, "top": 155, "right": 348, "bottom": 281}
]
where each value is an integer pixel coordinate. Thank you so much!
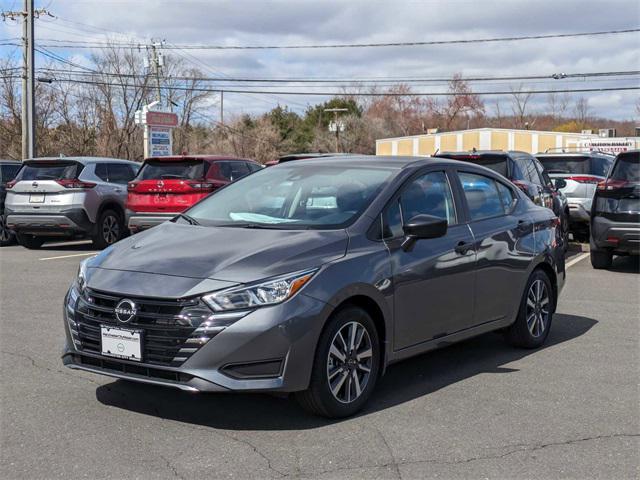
[
  {"left": 29, "top": 193, "right": 45, "bottom": 203},
  {"left": 100, "top": 325, "right": 143, "bottom": 362}
]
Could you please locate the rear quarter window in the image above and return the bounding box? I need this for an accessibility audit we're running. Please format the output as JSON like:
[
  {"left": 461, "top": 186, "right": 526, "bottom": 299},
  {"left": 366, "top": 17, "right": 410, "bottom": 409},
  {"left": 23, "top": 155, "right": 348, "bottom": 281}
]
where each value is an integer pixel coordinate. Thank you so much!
[{"left": 1, "top": 164, "right": 21, "bottom": 183}]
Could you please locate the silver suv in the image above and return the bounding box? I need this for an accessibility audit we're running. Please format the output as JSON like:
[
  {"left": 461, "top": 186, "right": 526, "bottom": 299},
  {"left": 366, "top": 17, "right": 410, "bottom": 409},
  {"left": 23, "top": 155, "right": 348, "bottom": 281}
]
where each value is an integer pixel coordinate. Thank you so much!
[
  {"left": 5, "top": 157, "right": 139, "bottom": 249},
  {"left": 535, "top": 150, "right": 614, "bottom": 240}
]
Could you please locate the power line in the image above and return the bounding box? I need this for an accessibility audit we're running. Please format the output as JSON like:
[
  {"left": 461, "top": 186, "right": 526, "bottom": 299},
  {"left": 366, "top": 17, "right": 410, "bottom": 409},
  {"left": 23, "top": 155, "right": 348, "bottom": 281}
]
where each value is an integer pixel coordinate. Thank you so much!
[
  {"left": 29, "top": 76, "right": 640, "bottom": 96},
  {"left": 19, "top": 27, "right": 640, "bottom": 50},
  {"left": 31, "top": 67, "right": 640, "bottom": 84}
]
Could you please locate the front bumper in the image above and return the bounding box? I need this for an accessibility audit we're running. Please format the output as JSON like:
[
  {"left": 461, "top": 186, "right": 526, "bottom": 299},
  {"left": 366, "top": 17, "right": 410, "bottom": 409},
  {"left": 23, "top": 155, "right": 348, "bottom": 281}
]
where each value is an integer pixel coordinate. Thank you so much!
[
  {"left": 62, "top": 287, "right": 328, "bottom": 393},
  {"left": 591, "top": 216, "right": 640, "bottom": 255},
  {"left": 6, "top": 208, "right": 93, "bottom": 236},
  {"left": 127, "top": 211, "right": 178, "bottom": 232}
]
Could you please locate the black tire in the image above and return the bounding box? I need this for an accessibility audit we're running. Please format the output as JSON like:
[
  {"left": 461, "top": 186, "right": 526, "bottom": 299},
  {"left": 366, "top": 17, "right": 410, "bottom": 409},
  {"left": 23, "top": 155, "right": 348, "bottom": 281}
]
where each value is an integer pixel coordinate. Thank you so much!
[
  {"left": 296, "top": 306, "right": 381, "bottom": 418},
  {"left": 16, "top": 233, "right": 45, "bottom": 250},
  {"left": 0, "top": 213, "right": 15, "bottom": 246},
  {"left": 590, "top": 249, "right": 613, "bottom": 269},
  {"left": 505, "top": 269, "right": 554, "bottom": 349},
  {"left": 92, "top": 209, "right": 124, "bottom": 249}
]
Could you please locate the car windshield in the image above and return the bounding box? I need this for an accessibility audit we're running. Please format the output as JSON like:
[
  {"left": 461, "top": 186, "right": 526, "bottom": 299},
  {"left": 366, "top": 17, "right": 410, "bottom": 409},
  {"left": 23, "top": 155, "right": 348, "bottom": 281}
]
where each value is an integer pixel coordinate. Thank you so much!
[
  {"left": 14, "top": 161, "right": 81, "bottom": 180},
  {"left": 537, "top": 156, "right": 612, "bottom": 176},
  {"left": 187, "top": 164, "right": 394, "bottom": 229},
  {"left": 610, "top": 152, "right": 639, "bottom": 182},
  {"left": 138, "top": 160, "right": 204, "bottom": 180}
]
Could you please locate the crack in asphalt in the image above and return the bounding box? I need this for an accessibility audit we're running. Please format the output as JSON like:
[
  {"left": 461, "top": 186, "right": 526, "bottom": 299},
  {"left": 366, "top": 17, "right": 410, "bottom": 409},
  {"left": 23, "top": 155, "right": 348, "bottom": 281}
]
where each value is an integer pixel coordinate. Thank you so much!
[
  {"left": 0, "top": 349, "right": 101, "bottom": 386},
  {"left": 375, "top": 427, "right": 402, "bottom": 479},
  {"left": 300, "top": 432, "right": 640, "bottom": 477},
  {"left": 160, "top": 454, "right": 186, "bottom": 480}
]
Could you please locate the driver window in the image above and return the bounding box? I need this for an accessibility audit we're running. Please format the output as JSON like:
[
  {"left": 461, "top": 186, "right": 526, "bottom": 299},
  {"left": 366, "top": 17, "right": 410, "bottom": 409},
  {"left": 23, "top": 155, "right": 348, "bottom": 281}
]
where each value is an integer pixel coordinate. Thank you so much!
[{"left": 399, "top": 171, "right": 456, "bottom": 225}]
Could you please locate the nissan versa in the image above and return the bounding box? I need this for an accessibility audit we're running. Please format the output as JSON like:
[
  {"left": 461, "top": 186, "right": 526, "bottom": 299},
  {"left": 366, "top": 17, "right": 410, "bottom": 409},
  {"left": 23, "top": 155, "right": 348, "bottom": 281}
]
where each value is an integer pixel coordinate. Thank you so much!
[{"left": 63, "top": 156, "right": 565, "bottom": 418}]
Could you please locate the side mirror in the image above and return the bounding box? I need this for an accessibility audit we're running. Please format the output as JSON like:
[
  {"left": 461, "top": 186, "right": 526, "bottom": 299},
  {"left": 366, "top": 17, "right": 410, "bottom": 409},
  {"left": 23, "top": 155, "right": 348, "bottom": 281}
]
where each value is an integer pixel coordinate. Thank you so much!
[
  {"left": 401, "top": 214, "right": 448, "bottom": 251},
  {"left": 554, "top": 178, "right": 567, "bottom": 189}
]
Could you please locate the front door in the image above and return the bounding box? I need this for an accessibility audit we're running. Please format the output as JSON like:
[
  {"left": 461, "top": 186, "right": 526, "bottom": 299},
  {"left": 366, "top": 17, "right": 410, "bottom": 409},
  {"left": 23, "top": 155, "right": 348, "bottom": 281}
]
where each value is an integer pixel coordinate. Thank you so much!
[{"left": 385, "top": 170, "right": 477, "bottom": 351}]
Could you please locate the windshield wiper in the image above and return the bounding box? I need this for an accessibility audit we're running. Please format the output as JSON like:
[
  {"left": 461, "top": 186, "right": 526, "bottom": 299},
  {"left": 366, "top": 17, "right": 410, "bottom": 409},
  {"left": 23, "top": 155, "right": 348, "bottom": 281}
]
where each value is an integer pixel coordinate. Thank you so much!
[{"left": 173, "top": 213, "right": 200, "bottom": 225}]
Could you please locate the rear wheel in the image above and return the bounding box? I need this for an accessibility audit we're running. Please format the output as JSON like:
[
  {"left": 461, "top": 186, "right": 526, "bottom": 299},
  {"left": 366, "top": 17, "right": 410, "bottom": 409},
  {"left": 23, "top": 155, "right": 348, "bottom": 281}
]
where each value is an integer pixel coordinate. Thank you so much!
[
  {"left": 296, "top": 306, "right": 380, "bottom": 418},
  {"left": 590, "top": 249, "right": 613, "bottom": 269},
  {"left": 16, "top": 233, "right": 45, "bottom": 250},
  {"left": 505, "top": 270, "right": 554, "bottom": 348},
  {"left": 92, "top": 209, "right": 124, "bottom": 249},
  {"left": 0, "top": 213, "right": 15, "bottom": 246}
]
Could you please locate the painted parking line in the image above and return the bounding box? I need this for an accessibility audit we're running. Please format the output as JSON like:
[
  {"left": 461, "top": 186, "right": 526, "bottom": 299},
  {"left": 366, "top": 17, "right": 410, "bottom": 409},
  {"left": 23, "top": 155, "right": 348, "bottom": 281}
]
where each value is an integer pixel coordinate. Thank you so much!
[
  {"left": 39, "top": 252, "right": 98, "bottom": 261},
  {"left": 566, "top": 252, "right": 590, "bottom": 269}
]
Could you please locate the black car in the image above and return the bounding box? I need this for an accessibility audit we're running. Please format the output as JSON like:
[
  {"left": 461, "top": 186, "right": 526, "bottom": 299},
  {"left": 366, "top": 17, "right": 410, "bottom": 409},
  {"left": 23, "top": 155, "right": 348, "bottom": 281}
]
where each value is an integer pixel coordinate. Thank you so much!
[
  {"left": 590, "top": 150, "right": 639, "bottom": 269},
  {"left": 435, "top": 151, "right": 570, "bottom": 248},
  {"left": 0, "top": 160, "right": 22, "bottom": 246},
  {"left": 63, "top": 156, "right": 565, "bottom": 418}
]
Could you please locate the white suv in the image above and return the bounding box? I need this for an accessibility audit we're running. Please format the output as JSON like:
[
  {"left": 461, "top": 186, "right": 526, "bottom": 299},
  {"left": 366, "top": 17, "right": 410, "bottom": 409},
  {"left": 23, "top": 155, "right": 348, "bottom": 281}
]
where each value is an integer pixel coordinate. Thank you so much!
[{"left": 5, "top": 157, "right": 139, "bottom": 249}]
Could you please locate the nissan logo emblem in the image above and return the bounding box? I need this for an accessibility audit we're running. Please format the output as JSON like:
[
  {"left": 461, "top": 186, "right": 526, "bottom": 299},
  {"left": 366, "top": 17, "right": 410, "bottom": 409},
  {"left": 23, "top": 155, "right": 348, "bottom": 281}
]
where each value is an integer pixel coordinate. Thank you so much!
[
  {"left": 32, "top": 181, "right": 38, "bottom": 188},
  {"left": 114, "top": 299, "right": 137, "bottom": 323},
  {"left": 157, "top": 180, "right": 165, "bottom": 188}
]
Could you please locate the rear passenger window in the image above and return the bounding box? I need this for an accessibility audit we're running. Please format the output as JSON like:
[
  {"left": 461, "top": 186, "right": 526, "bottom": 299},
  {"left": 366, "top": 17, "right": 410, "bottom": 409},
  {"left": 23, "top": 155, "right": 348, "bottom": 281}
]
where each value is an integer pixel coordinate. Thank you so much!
[
  {"left": 459, "top": 172, "right": 506, "bottom": 220},
  {"left": 108, "top": 164, "right": 135, "bottom": 184},
  {"left": 230, "top": 162, "right": 250, "bottom": 180}
]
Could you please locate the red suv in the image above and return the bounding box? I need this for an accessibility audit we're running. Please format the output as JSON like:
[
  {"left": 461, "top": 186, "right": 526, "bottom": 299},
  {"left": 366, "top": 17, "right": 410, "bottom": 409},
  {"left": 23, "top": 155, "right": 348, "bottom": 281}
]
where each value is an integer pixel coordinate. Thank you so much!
[{"left": 126, "top": 155, "right": 262, "bottom": 232}]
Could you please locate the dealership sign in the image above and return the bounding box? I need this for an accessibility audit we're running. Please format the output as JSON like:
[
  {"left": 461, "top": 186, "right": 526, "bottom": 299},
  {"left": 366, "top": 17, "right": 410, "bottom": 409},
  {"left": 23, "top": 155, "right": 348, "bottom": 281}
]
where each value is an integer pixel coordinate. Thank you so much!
[
  {"left": 135, "top": 104, "right": 179, "bottom": 157},
  {"left": 587, "top": 139, "right": 636, "bottom": 154}
]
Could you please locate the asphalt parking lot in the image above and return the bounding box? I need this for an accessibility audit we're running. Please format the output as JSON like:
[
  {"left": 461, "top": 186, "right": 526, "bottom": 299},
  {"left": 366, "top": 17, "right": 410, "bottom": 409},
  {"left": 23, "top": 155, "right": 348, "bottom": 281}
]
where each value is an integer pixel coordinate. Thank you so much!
[{"left": 1, "top": 242, "right": 638, "bottom": 479}]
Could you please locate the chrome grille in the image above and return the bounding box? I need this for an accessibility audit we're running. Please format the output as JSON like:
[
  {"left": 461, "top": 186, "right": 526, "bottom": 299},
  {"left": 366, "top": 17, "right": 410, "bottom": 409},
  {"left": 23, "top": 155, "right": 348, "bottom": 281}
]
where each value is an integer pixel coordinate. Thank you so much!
[{"left": 69, "top": 288, "right": 220, "bottom": 366}]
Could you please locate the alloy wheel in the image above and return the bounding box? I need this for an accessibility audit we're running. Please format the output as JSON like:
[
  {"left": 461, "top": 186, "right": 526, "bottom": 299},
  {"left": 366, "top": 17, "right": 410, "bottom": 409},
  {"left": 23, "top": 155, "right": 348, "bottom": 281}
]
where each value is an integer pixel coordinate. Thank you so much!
[
  {"left": 326, "top": 321, "right": 373, "bottom": 404},
  {"left": 102, "top": 215, "right": 120, "bottom": 245},
  {"left": 0, "top": 214, "right": 10, "bottom": 242},
  {"left": 526, "top": 279, "right": 550, "bottom": 338}
]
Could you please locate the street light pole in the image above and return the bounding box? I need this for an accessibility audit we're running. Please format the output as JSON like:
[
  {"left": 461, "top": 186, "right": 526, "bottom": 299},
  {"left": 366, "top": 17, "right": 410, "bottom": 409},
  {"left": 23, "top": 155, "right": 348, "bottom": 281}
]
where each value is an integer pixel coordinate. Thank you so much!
[{"left": 324, "top": 108, "right": 348, "bottom": 152}]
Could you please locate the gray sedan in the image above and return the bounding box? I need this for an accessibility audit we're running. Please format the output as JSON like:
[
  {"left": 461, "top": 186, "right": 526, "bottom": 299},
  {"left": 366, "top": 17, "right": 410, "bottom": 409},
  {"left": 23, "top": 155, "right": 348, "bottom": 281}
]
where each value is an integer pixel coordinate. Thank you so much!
[{"left": 62, "top": 156, "right": 565, "bottom": 417}]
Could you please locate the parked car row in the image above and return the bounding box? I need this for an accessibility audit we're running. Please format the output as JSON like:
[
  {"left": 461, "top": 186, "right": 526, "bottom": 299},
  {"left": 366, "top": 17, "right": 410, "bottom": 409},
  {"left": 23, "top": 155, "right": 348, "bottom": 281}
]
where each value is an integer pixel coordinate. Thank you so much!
[{"left": 2, "top": 155, "right": 261, "bottom": 249}]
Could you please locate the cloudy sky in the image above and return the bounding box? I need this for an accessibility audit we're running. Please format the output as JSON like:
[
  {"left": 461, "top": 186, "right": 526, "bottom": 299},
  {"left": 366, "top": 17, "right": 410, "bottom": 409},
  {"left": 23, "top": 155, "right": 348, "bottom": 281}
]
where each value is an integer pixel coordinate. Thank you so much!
[{"left": 1, "top": 0, "right": 639, "bottom": 121}]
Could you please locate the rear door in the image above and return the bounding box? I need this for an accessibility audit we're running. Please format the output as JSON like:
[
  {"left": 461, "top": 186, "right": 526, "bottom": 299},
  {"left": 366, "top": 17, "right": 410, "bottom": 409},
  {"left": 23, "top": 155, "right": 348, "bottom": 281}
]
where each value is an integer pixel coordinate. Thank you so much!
[
  {"left": 455, "top": 170, "right": 535, "bottom": 325},
  {"left": 6, "top": 161, "right": 84, "bottom": 213}
]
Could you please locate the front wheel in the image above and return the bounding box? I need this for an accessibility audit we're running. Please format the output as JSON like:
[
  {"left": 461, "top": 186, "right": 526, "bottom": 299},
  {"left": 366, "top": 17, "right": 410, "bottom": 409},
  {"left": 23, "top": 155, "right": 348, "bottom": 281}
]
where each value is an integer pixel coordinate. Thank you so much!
[
  {"left": 296, "top": 306, "right": 380, "bottom": 418},
  {"left": 505, "top": 270, "right": 554, "bottom": 348}
]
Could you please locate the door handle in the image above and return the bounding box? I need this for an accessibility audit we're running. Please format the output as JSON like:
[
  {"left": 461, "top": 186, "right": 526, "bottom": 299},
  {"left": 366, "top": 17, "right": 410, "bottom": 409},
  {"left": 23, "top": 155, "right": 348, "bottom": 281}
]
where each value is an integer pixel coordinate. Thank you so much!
[
  {"left": 114, "top": 188, "right": 122, "bottom": 193},
  {"left": 454, "top": 241, "right": 473, "bottom": 255}
]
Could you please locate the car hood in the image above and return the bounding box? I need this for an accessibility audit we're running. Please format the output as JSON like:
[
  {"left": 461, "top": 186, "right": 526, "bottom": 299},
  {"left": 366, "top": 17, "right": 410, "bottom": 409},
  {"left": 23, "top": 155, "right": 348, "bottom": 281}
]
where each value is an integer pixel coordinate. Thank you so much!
[{"left": 90, "top": 221, "right": 349, "bottom": 284}]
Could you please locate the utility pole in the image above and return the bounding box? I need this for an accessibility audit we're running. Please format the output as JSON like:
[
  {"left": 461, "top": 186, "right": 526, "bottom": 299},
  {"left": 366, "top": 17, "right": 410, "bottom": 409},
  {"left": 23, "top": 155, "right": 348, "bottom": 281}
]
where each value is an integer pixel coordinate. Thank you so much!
[
  {"left": 148, "top": 40, "right": 165, "bottom": 105},
  {"left": 324, "top": 108, "right": 348, "bottom": 152},
  {"left": 220, "top": 90, "right": 224, "bottom": 125},
  {"left": 2, "top": 2, "right": 52, "bottom": 159}
]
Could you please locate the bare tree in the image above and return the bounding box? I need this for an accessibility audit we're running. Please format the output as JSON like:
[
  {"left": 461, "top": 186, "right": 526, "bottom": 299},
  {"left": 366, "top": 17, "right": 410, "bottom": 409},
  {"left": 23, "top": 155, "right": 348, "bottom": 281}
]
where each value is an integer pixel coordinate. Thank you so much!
[
  {"left": 510, "top": 84, "right": 535, "bottom": 129},
  {"left": 546, "top": 91, "right": 570, "bottom": 124},
  {"left": 573, "top": 97, "right": 591, "bottom": 129}
]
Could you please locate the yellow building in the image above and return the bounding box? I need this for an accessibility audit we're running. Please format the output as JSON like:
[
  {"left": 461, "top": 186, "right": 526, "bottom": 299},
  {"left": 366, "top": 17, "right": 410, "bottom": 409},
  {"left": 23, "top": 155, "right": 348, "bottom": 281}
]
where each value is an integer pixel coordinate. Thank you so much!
[{"left": 376, "top": 128, "right": 606, "bottom": 156}]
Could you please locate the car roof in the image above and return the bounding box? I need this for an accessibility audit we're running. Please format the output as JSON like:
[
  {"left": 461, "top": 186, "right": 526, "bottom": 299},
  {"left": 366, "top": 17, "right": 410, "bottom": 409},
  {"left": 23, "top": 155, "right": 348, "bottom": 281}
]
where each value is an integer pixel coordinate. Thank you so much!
[
  {"left": 437, "top": 150, "right": 532, "bottom": 159},
  {"left": 26, "top": 156, "right": 135, "bottom": 165},
  {"left": 0, "top": 159, "right": 21, "bottom": 164},
  {"left": 535, "top": 150, "right": 615, "bottom": 158},
  {"left": 144, "top": 155, "right": 257, "bottom": 163},
  {"left": 274, "top": 154, "right": 483, "bottom": 171}
]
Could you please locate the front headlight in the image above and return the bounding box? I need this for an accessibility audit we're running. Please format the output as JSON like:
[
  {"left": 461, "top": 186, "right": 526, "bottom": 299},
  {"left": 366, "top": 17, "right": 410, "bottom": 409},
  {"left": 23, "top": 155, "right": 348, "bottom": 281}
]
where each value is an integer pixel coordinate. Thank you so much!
[{"left": 202, "top": 268, "right": 318, "bottom": 311}]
